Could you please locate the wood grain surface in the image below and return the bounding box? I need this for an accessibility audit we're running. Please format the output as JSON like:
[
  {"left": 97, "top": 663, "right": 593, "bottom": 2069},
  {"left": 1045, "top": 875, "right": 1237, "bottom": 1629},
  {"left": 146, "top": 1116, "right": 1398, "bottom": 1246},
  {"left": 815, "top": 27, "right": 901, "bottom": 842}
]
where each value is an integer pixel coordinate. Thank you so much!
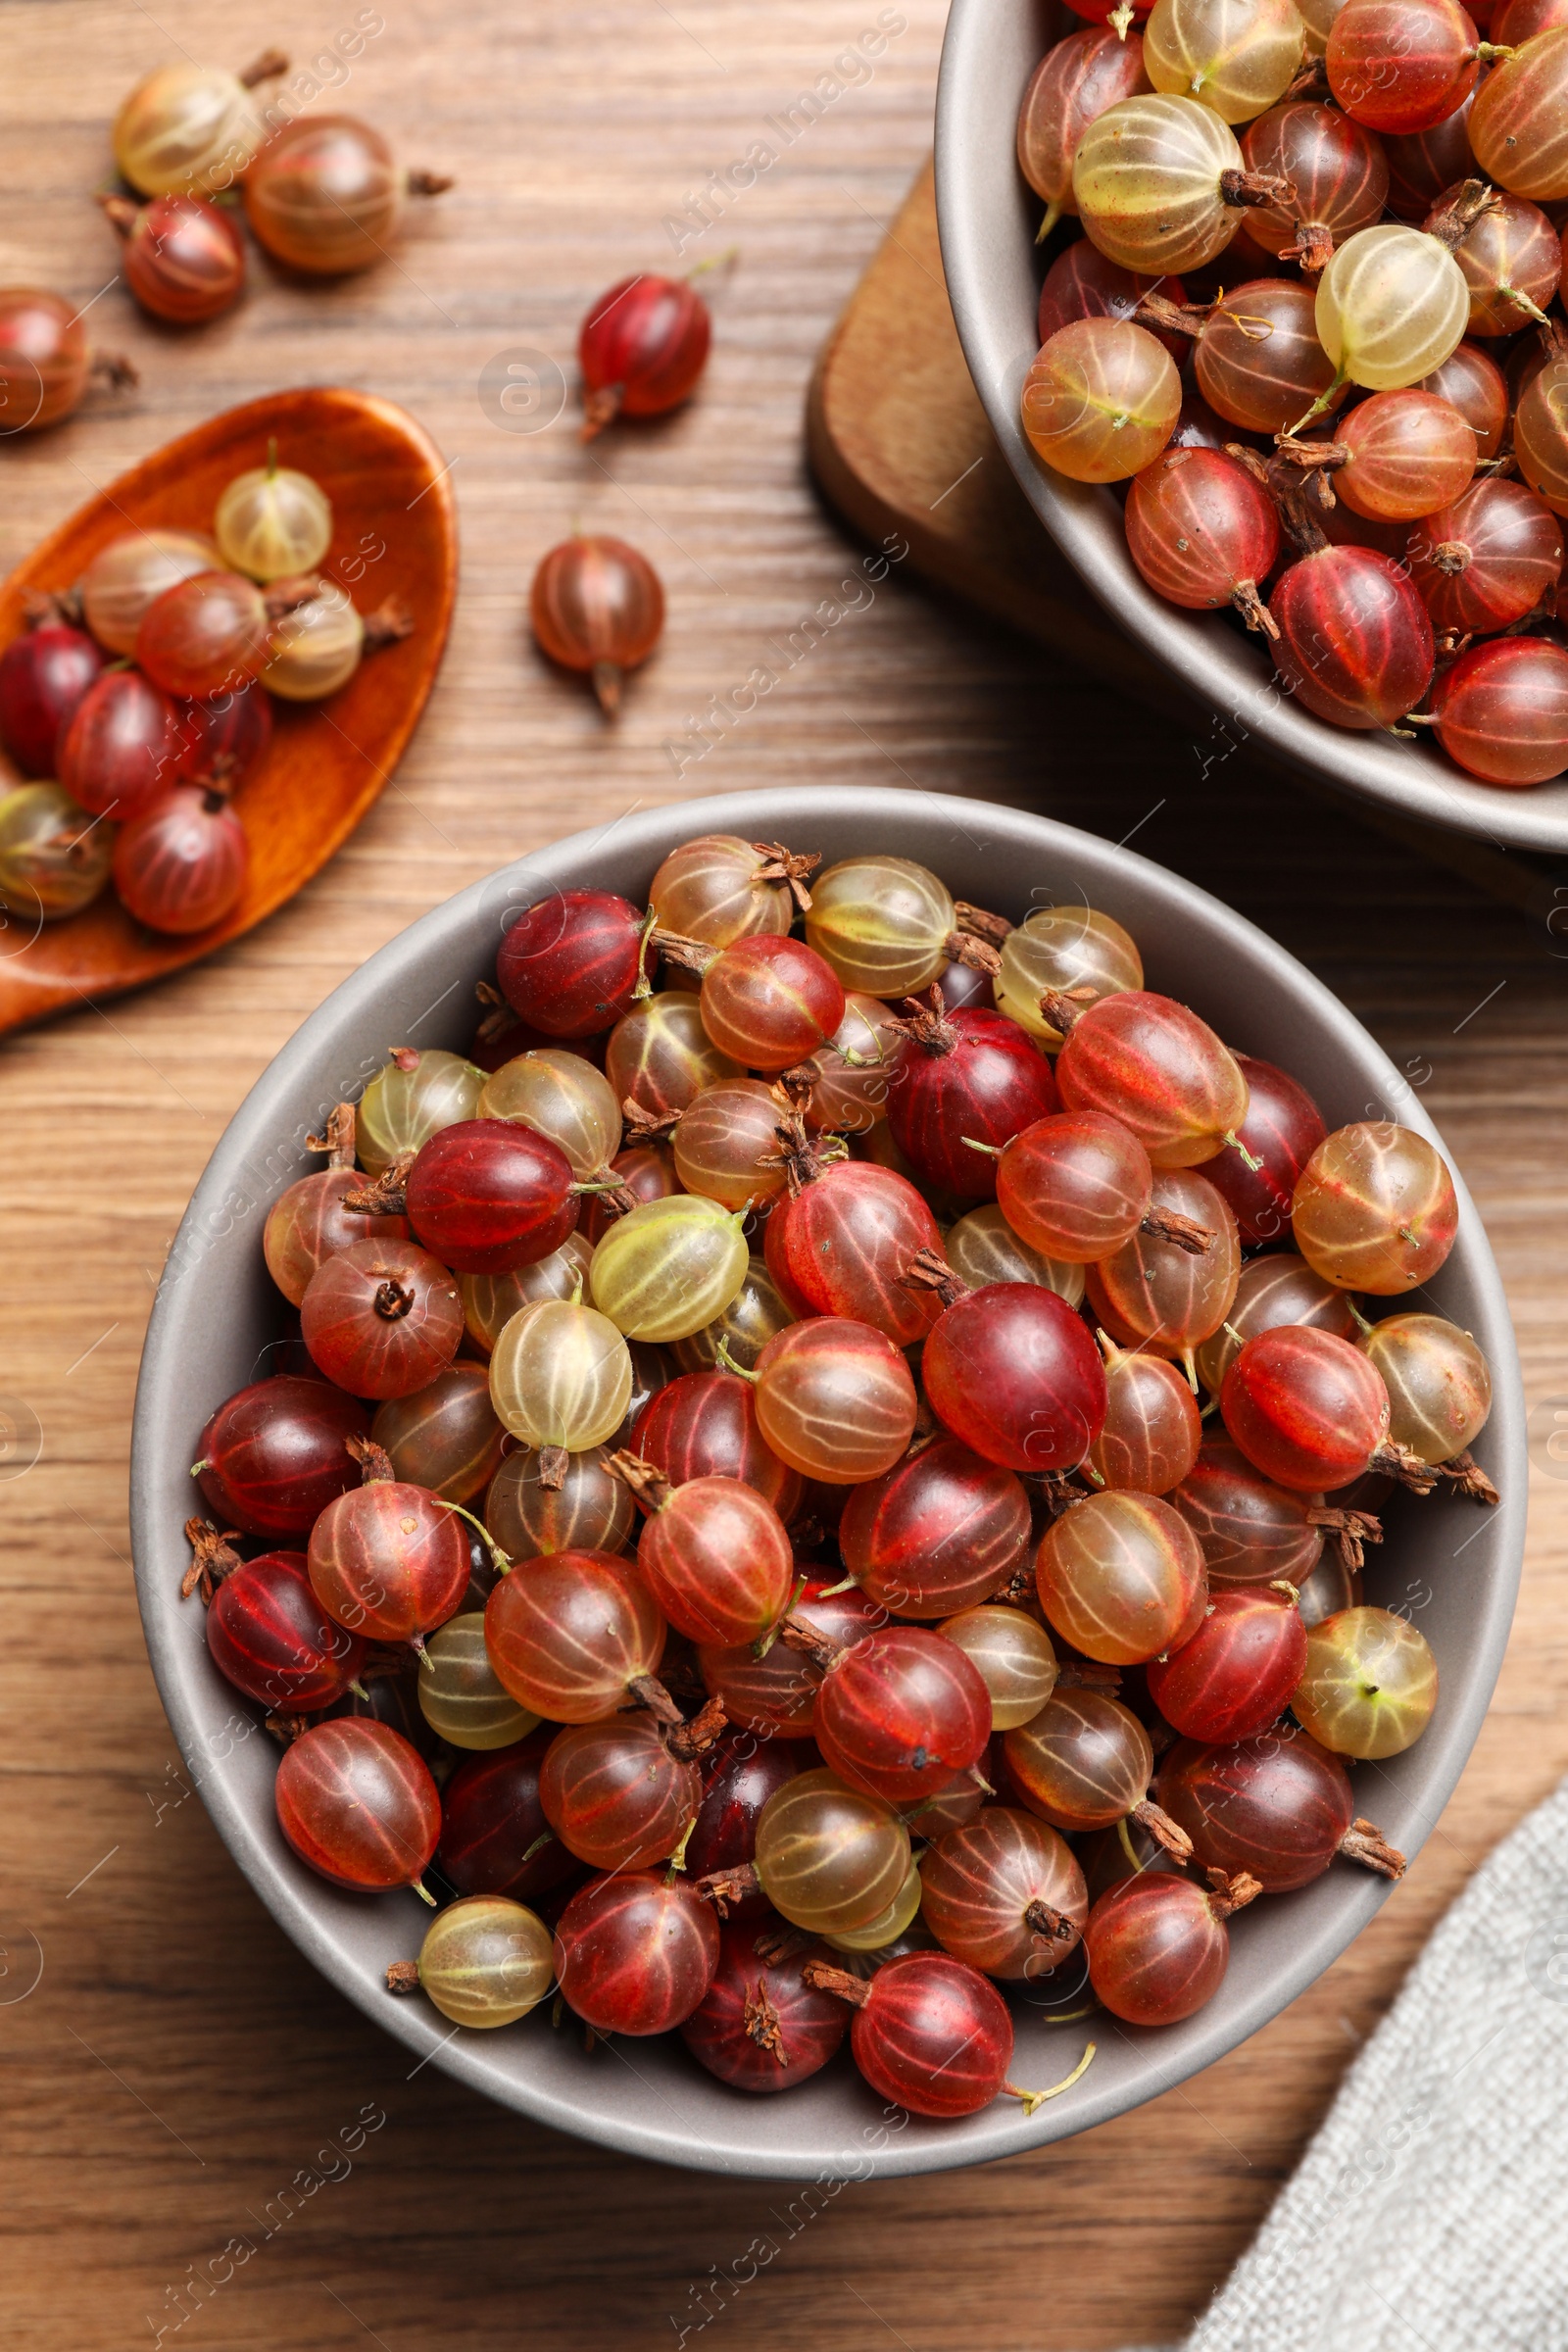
[{"left": 1, "top": 6, "right": 1566, "bottom": 2350}]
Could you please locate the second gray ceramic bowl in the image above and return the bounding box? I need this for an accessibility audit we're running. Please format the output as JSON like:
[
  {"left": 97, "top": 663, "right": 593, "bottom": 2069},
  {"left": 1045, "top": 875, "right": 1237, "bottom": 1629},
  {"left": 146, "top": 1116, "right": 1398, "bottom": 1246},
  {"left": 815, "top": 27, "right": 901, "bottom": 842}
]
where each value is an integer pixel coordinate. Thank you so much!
[
  {"left": 132, "top": 787, "right": 1524, "bottom": 2179},
  {"left": 934, "top": 0, "right": 1568, "bottom": 856}
]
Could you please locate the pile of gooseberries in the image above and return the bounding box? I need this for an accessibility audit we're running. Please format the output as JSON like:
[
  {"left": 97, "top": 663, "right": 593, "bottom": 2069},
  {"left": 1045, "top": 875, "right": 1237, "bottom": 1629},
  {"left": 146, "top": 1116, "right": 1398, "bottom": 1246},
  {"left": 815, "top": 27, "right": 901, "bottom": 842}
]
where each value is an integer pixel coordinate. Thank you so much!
[
  {"left": 181, "top": 836, "right": 1496, "bottom": 2117},
  {"left": 1015, "top": 5, "right": 1568, "bottom": 788},
  {"left": 0, "top": 447, "right": 414, "bottom": 937}
]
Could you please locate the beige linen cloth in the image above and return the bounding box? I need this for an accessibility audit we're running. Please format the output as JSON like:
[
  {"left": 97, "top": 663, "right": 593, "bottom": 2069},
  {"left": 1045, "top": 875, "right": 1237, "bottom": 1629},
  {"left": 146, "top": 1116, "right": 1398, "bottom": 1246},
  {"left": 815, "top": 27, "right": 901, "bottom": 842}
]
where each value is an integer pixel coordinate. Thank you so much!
[{"left": 1133, "top": 1776, "right": 1568, "bottom": 2352}]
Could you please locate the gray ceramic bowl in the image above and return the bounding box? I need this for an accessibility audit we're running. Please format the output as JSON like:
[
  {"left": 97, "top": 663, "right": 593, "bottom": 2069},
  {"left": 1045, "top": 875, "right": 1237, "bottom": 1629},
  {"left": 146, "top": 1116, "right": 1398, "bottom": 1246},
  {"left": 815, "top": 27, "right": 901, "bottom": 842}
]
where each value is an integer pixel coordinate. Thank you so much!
[
  {"left": 934, "top": 0, "right": 1568, "bottom": 855},
  {"left": 131, "top": 787, "right": 1524, "bottom": 2179}
]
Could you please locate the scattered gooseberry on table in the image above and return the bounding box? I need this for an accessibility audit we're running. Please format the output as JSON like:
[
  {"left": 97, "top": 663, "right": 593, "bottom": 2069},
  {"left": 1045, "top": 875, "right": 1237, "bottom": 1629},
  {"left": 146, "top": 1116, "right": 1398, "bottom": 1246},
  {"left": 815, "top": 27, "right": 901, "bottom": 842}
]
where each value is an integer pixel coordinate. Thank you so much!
[
  {"left": 101, "top": 192, "right": 245, "bottom": 324},
  {"left": 244, "top": 114, "right": 451, "bottom": 275},
  {"left": 578, "top": 271, "right": 711, "bottom": 439},
  {"left": 530, "top": 536, "right": 664, "bottom": 714},
  {"left": 0, "top": 286, "right": 134, "bottom": 431},
  {"left": 113, "top": 49, "right": 287, "bottom": 196}
]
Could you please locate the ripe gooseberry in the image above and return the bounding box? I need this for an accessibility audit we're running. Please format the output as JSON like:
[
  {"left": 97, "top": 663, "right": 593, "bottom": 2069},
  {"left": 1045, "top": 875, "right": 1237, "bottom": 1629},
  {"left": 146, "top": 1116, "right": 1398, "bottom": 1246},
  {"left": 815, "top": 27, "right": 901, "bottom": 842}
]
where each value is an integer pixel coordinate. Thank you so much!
[
  {"left": 301, "top": 1239, "right": 464, "bottom": 1399},
  {"left": 1269, "top": 542, "right": 1436, "bottom": 730},
  {"left": 651, "top": 929, "right": 846, "bottom": 1073},
  {"left": 0, "top": 618, "right": 102, "bottom": 775},
  {"left": 647, "top": 832, "right": 817, "bottom": 946},
  {"left": 1037, "top": 241, "right": 1189, "bottom": 362},
  {"left": 1293, "top": 1121, "right": 1459, "bottom": 1292},
  {"left": 113, "top": 787, "right": 248, "bottom": 934},
  {"left": 100, "top": 192, "right": 245, "bottom": 323},
  {"left": 684, "top": 1733, "right": 806, "bottom": 1894},
  {"left": 484, "top": 1440, "right": 637, "bottom": 1561},
  {"left": 1418, "top": 339, "right": 1510, "bottom": 457},
  {"left": 387, "top": 1894, "right": 554, "bottom": 2028},
  {"left": 554, "top": 1869, "right": 719, "bottom": 2035},
  {"left": 1294, "top": 1604, "right": 1439, "bottom": 1756},
  {"left": 1429, "top": 185, "right": 1563, "bottom": 336},
  {"left": 530, "top": 535, "right": 664, "bottom": 714},
  {"left": 1158, "top": 1728, "right": 1407, "bottom": 1886},
  {"left": 359, "top": 1049, "right": 485, "bottom": 1177},
  {"left": 1467, "top": 25, "right": 1568, "bottom": 201},
  {"left": 633, "top": 1366, "right": 801, "bottom": 1513},
  {"left": 670, "top": 1080, "right": 790, "bottom": 1210},
  {"left": 1054, "top": 990, "right": 1250, "bottom": 1167},
  {"left": 1144, "top": 0, "right": 1305, "bottom": 122},
  {"left": 607, "top": 992, "right": 742, "bottom": 1124},
  {"left": 679, "top": 1922, "right": 848, "bottom": 2093},
  {"left": 1429, "top": 638, "right": 1568, "bottom": 785},
  {"left": 578, "top": 271, "right": 711, "bottom": 438},
  {"left": 215, "top": 458, "right": 332, "bottom": 581},
  {"left": 458, "top": 1231, "right": 594, "bottom": 1351},
  {"left": 589, "top": 1194, "right": 750, "bottom": 1343},
  {"left": 1312, "top": 224, "right": 1470, "bottom": 400},
  {"left": 1361, "top": 1310, "right": 1492, "bottom": 1466},
  {"left": 946, "top": 1202, "right": 1086, "bottom": 1304},
  {"left": 1407, "top": 479, "right": 1564, "bottom": 635},
  {"left": 749, "top": 1316, "right": 918, "bottom": 1484},
  {"left": 1381, "top": 89, "right": 1483, "bottom": 217},
  {"left": 992, "top": 1110, "right": 1153, "bottom": 1262},
  {"left": 478, "top": 1049, "right": 621, "bottom": 1186},
  {"left": 373, "top": 1363, "right": 506, "bottom": 1504},
  {"left": 939, "top": 1606, "right": 1060, "bottom": 1728},
  {"left": 194, "top": 1374, "right": 368, "bottom": 1537},
  {"left": 1124, "top": 446, "right": 1281, "bottom": 633},
  {"left": 1239, "top": 101, "right": 1390, "bottom": 271},
  {"left": 1175, "top": 279, "right": 1348, "bottom": 435},
  {"left": 996, "top": 905, "right": 1144, "bottom": 1044},
  {"left": 404, "top": 1118, "right": 580, "bottom": 1275},
  {"left": 496, "top": 889, "right": 647, "bottom": 1039},
  {"left": 1087, "top": 1166, "right": 1241, "bottom": 1372},
  {"left": 1035, "top": 1489, "right": 1208, "bottom": 1663},
  {"left": 1086, "top": 1335, "right": 1203, "bottom": 1493},
  {"left": 57, "top": 668, "right": 181, "bottom": 821},
  {"left": 883, "top": 994, "right": 1059, "bottom": 1200},
  {"left": 1147, "top": 1583, "right": 1307, "bottom": 1738},
  {"left": 1333, "top": 389, "right": 1477, "bottom": 522},
  {"left": 920, "top": 1270, "right": 1108, "bottom": 1474},
  {"left": 416, "top": 1613, "right": 538, "bottom": 1748},
  {"left": 307, "top": 1438, "right": 470, "bottom": 1644},
  {"left": 1085, "top": 1867, "right": 1259, "bottom": 2025},
  {"left": 113, "top": 50, "right": 286, "bottom": 196},
  {"left": 436, "top": 1732, "right": 580, "bottom": 1900},
  {"left": 274, "top": 1718, "right": 440, "bottom": 1896},
  {"left": 1171, "top": 1437, "right": 1333, "bottom": 1585},
  {"left": 136, "top": 570, "right": 287, "bottom": 699},
  {"left": 921, "top": 1808, "right": 1089, "bottom": 1980},
  {"left": 1203, "top": 1054, "right": 1328, "bottom": 1246},
  {"left": 0, "top": 783, "right": 115, "bottom": 921},
  {"left": 697, "top": 1577, "right": 882, "bottom": 1738},
  {"left": 264, "top": 585, "right": 398, "bottom": 703},
  {"left": 1326, "top": 0, "right": 1479, "bottom": 133},
  {"left": 1004, "top": 1687, "right": 1191, "bottom": 1848},
  {"left": 1017, "top": 28, "right": 1154, "bottom": 241},
  {"left": 205, "top": 1549, "right": 366, "bottom": 1712},
  {"left": 801, "top": 1625, "right": 993, "bottom": 1804},
  {"left": 1021, "top": 318, "right": 1181, "bottom": 482},
  {"left": 1222, "top": 1325, "right": 1396, "bottom": 1491},
  {"left": 837, "top": 1438, "right": 1033, "bottom": 1618},
  {"left": 700, "top": 1767, "right": 911, "bottom": 1935},
  {"left": 1071, "top": 92, "right": 1284, "bottom": 275},
  {"left": 805, "top": 854, "right": 1000, "bottom": 1001},
  {"left": 610, "top": 1457, "right": 794, "bottom": 1644},
  {"left": 1514, "top": 346, "right": 1568, "bottom": 518},
  {"left": 83, "top": 538, "right": 211, "bottom": 662},
  {"left": 540, "top": 1704, "right": 722, "bottom": 1869},
  {"left": 484, "top": 1546, "right": 668, "bottom": 1723},
  {"left": 796, "top": 993, "right": 895, "bottom": 1137},
  {"left": 802, "top": 1952, "right": 1034, "bottom": 2119},
  {"left": 488, "top": 1296, "right": 632, "bottom": 1476},
  {"left": 174, "top": 684, "right": 273, "bottom": 792},
  {"left": 0, "top": 289, "right": 132, "bottom": 432},
  {"left": 1193, "top": 1247, "right": 1359, "bottom": 1395},
  {"left": 244, "top": 115, "right": 451, "bottom": 274},
  {"left": 763, "top": 1141, "right": 942, "bottom": 1346}
]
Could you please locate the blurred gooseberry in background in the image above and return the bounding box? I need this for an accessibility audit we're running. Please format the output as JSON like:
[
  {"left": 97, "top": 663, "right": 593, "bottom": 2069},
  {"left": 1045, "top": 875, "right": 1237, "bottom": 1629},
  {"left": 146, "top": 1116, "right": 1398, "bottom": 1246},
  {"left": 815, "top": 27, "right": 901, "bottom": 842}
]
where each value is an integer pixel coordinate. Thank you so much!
[
  {"left": 579, "top": 271, "right": 712, "bottom": 438},
  {"left": 530, "top": 536, "right": 664, "bottom": 714}
]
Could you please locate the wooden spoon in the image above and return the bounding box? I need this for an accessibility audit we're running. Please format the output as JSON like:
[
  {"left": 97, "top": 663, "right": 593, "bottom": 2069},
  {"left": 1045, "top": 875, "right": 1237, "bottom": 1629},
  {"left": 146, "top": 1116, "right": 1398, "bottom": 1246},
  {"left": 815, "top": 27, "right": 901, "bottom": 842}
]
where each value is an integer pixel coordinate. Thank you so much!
[{"left": 0, "top": 385, "right": 457, "bottom": 1035}]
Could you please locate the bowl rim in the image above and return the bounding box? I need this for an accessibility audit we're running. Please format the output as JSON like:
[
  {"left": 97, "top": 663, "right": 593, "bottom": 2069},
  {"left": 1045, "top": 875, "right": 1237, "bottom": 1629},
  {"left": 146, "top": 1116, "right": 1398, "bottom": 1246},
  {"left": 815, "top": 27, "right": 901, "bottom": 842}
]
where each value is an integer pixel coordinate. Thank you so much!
[
  {"left": 933, "top": 0, "right": 1568, "bottom": 856},
  {"left": 130, "top": 784, "right": 1526, "bottom": 2179}
]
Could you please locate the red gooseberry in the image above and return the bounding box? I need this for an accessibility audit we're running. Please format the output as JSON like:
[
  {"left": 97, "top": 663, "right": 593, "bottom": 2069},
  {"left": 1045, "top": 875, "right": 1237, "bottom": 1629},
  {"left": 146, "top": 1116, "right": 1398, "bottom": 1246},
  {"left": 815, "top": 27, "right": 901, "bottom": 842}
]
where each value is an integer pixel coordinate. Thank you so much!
[
  {"left": 274, "top": 1718, "right": 441, "bottom": 1895},
  {"left": 1147, "top": 1584, "right": 1307, "bottom": 1740}
]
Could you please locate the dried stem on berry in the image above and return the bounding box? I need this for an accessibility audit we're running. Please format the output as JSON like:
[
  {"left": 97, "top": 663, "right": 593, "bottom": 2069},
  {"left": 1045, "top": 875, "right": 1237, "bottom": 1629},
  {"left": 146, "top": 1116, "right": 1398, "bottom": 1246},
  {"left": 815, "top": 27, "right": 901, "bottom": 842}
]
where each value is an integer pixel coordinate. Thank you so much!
[
  {"left": 538, "top": 1444, "right": 569, "bottom": 1491},
  {"left": 364, "top": 597, "right": 416, "bottom": 651},
  {"left": 1369, "top": 1441, "right": 1440, "bottom": 1495},
  {"left": 239, "top": 47, "right": 289, "bottom": 84},
  {"left": 884, "top": 985, "right": 958, "bottom": 1056},
  {"left": 696, "top": 1863, "right": 760, "bottom": 1916},
  {"left": 1436, "top": 1448, "right": 1499, "bottom": 1504},
  {"left": 1425, "top": 177, "right": 1502, "bottom": 254},
  {"left": 953, "top": 900, "right": 1013, "bottom": 948},
  {"left": 346, "top": 1433, "right": 396, "bottom": 1485},
  {"left": 605, "top": 1450, "right": 672, "bottom": 1511},
  {"left": 751, "top": 842, "right": 820, "bottom": 910},
  {"left": 385, "top": 1959, "right": 421, "bottom": 1993},
  {"left": 799, "top": 1959, "right": 872, "bottom": 2007},
  {"left": 1341, "top": 1817, "right": 1407, "bottom": 1878},
  {"left": 1131, "top": 1798, "right": 1195, "bottom": 1860},
  {"left": 1306, "top": 1504, "right": 1384, "bottom": 1569},
  {"left": 900, "top": 1247, "right": 969, "bottom": 1308},
  {"left": 944, "top": 930, "right": 1002, "bottom": 975},
  {"left": 182, "top": 1515, "right": 241, "bottom": 1603},
  {"left": 622, "top": 1097, "right": 682, "bottom": 1140},
  {"left": 342, "top": 1150, "right": 415, "bottom": 1216},
  {"left": 306, "top": 1101, "right": 359, "bottom": 1168},
  {"left": 1205, "top": 1866, "right": 1262, "bottom": 1920},
  {"left": 663, "top": 1694, "right": 728, "bottom": 1762},
  {"left": 649, "top": 927, "right": 718, "bottom": 978},
  {"left": 1219, "top": 167, "right": 1295, "bottom": 212},
  {"left": 1140, "top": 1204, "right": 1215, "bottom": 1254},
  {"left": 777, "top": 1615, "right": 847, "bottom": 1673},
  {"left": 1024, "top": 1898, "right": 1077, "bottom": 1943}
]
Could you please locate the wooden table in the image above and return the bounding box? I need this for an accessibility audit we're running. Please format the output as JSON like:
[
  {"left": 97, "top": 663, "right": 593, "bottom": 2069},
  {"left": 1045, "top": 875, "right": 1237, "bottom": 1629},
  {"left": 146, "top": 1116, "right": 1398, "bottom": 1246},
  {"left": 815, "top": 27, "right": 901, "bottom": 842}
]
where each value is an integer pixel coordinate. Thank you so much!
[{"left": 3, "top": 6, "right": 1566, "bottom": 2347}]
